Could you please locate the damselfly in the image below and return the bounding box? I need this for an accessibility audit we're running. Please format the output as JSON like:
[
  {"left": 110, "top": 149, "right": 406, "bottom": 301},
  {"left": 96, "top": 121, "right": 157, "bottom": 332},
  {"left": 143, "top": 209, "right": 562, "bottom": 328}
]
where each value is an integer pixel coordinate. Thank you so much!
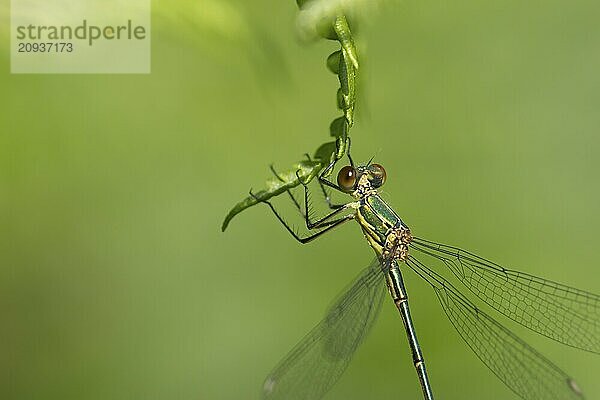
[{"left": 249, "top": 140, "right": 599, "bottom": 400}]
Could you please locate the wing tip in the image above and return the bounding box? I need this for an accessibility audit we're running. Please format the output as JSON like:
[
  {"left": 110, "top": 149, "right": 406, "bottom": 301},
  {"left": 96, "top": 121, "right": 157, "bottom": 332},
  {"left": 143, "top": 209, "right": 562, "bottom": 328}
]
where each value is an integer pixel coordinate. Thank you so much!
[
  {"left": 262, "top": 375, "right": 276, "bottom": 398},
  {"left": 567, "top": 377, "right": 585, "bottom": 398}
]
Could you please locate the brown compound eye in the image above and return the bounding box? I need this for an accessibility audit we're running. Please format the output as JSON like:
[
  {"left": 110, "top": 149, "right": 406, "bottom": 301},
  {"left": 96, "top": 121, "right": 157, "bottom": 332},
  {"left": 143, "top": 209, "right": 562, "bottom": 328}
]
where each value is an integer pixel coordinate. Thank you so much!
[
  {"left": 369, "top": 163, "right": 386, "bottom": 187},
  {"left": 337, "top": 166, "right": 357, "bottom": 192}
]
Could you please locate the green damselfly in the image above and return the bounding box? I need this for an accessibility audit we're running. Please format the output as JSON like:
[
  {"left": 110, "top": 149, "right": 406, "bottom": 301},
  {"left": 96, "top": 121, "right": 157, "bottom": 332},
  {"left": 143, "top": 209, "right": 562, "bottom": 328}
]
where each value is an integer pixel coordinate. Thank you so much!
[{"left": 245, "top": 140, "right": 599, "bottom": 400}]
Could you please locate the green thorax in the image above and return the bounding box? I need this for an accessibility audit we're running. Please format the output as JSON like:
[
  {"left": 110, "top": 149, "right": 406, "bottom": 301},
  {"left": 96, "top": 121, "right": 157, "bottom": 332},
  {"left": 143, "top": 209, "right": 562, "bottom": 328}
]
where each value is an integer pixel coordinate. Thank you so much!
[{"left": 355, "top": 193, "right": 408, "bottom": 254}]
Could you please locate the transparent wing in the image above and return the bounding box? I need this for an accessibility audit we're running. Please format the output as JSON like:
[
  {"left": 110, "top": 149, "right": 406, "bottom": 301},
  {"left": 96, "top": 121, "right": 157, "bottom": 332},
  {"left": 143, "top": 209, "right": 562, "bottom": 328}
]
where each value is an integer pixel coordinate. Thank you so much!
[
  {"left": 262, "top": 259, "right": 386, "bottom": 400},
  {"left": 411, "top": 237, "right": 600, "bottom": 354},
  {"left": 406, "top": 255, "right": 585, "bottom": 400}
]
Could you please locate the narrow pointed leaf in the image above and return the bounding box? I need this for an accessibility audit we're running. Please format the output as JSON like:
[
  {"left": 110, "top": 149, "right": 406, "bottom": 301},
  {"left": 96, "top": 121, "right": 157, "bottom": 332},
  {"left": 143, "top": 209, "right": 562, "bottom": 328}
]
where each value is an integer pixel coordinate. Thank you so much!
[{"left": 222, "top": 141, "right": 338, "bottom": 231}]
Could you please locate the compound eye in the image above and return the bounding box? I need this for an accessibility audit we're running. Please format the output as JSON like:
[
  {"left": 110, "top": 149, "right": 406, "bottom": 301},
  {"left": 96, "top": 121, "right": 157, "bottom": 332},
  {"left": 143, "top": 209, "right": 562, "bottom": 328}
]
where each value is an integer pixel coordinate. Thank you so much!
[
  {"left": 370, "top": 164, "right": 387, "bottom": 187},
  {"left": 337, "top": 166, "right": 357, "bottom": 192}
]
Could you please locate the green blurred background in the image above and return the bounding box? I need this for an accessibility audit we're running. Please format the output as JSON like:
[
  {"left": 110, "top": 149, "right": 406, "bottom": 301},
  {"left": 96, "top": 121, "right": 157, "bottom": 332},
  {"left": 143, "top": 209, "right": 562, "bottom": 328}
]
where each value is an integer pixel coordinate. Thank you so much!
[{"left": 2, "top": 0, "right": 600, "bottom": 399}]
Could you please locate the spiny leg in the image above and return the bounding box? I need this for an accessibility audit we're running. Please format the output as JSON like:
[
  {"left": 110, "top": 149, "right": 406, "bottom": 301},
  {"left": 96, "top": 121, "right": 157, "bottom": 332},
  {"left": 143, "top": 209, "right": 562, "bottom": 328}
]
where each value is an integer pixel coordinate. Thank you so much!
[
  {"left": 299, "top": 153, "right": 345, "bottom": 210},
  {"left": 255, "top": 138, "right": 356, "bottom": 242},
  {"left": 269, "top": 164, "right": 304, "bottom": 216},
  {"left": 270, "top": 158, "right": 345, "bottom": 224},
  {"left": 249, "top": 190, "right": 354, "bottom": 244},
  {"left": 317, "top": 180, "right": 346, "bottom": 210},
  {"left": 270, "top": 155, "right": 342, "bottom": 215},
  {"left": 295, "top": 170, "right": 353, "bottom": 229},
  {"left": 250, "top": 186, "right": 352, "bottom": 229}
]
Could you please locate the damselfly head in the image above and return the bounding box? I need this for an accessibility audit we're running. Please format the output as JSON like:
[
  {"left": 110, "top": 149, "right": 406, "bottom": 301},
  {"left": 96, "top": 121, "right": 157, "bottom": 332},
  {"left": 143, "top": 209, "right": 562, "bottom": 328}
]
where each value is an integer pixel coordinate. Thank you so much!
[{"left": 337, "top": 163, "right": 387, "bottom": 193}]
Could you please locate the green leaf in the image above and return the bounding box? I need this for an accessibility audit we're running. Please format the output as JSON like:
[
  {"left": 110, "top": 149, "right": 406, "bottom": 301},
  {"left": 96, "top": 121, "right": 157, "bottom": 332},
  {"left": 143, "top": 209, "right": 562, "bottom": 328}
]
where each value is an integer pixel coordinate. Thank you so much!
[
  {"left": 329, "top": 116, "right": 347, "bottom": 138},
  {"left": 333, "top": 15, "right": 358, "bottom": 69},
  {"left": 337, "top": 48, "right": 356, "bottom": 125},
  {"left": 221, "top": 141, "right": 338, "bottom": 232},
  {"left": 313, "top": 140, "right": 337, "bottom": 161},
  {"left": 326, "top": 50, "right": 342, "bottom": 74}
]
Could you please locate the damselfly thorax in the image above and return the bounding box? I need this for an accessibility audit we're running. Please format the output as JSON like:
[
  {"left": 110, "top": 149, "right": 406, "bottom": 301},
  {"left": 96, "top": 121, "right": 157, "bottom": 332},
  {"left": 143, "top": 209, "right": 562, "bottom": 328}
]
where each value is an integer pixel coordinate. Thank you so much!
[{"left": 344, "top": 164, "right": 413, "bottom": 261}]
